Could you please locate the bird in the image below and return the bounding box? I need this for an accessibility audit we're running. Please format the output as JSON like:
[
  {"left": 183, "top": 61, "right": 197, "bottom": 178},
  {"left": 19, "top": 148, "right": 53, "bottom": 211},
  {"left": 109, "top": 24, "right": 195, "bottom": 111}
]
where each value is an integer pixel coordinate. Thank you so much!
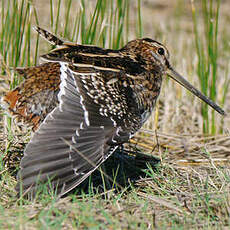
[{"left": 1, "top": 27, "right": 226, "bottom": 198}]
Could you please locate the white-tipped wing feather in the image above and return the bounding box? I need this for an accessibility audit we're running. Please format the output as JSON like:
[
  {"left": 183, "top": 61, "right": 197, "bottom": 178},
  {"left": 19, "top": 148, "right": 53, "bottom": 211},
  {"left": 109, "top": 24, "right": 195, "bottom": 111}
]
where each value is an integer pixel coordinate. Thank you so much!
[{"left": 16, "top": 62, "right": 132, "bottom": 197}]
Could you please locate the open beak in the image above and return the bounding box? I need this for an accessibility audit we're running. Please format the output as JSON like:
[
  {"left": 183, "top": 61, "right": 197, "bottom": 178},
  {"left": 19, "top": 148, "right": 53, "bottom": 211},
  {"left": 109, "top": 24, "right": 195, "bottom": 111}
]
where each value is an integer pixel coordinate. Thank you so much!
[{"left": 166, "top": 66, "right": 226, "bottom": 116}]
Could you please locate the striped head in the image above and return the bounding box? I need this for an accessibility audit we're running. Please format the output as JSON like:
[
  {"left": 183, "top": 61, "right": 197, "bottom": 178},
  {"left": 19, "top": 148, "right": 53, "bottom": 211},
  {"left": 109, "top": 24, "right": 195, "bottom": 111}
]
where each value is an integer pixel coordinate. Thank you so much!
[{"left": 120, "top": 38, "right": 170, "bottom": 74}]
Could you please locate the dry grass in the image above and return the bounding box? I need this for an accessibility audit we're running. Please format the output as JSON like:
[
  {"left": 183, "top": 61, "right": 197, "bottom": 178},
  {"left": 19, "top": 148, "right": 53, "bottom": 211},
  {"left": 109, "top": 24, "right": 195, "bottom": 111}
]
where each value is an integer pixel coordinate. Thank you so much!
[{"left": 0, "top": 0, "right": 230, "bottom": 229}]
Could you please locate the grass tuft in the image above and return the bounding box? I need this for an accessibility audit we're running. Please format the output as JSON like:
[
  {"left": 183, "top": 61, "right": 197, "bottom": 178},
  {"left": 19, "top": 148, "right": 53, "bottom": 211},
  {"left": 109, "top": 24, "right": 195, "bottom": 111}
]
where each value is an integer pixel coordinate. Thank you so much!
[{"left": 191, "top": 0, "right": 227, "bottom": 134}]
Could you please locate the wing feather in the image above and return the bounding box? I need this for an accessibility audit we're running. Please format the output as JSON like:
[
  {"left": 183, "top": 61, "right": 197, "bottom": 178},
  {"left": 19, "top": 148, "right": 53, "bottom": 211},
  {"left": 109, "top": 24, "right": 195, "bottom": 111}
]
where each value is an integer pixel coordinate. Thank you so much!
[{"left": 16, "top": 62, "right": 120, "bottom": 197}]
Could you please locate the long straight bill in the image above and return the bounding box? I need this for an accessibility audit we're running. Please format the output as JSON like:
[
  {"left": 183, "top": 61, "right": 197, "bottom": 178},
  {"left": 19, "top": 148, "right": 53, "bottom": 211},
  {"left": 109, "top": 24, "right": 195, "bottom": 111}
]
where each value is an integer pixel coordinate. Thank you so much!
[{"left": 166, "top": 66, "right": 226, "bottom": 116}]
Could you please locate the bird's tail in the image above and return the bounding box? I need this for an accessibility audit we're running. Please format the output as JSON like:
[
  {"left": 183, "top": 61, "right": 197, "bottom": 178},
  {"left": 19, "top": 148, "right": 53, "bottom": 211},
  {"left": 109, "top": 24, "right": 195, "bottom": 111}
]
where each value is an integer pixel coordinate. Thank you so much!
[{"left": 33, "top": 26, "right": 64, "bottom": 46}]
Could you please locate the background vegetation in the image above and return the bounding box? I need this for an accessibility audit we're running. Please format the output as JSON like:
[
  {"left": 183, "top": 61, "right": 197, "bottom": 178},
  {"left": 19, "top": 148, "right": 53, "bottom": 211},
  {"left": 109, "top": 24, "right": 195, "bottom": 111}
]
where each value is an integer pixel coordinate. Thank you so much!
[{"left": 0, "top": 0, "right": 229, "bottom": 229}]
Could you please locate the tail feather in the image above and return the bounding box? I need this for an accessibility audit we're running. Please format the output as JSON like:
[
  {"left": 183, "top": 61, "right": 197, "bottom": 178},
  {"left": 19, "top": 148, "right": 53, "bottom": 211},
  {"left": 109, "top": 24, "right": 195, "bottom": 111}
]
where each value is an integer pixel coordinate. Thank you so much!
[{"left": 33, "top": 26, "right": 64, "bottom": 46}]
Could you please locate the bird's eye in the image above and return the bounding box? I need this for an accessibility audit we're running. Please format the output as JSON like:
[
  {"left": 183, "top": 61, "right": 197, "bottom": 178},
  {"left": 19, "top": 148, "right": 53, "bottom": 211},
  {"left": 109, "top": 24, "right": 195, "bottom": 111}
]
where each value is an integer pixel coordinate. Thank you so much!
[{"left": 157, "top": 47, "right": 165, "bottom": 55}]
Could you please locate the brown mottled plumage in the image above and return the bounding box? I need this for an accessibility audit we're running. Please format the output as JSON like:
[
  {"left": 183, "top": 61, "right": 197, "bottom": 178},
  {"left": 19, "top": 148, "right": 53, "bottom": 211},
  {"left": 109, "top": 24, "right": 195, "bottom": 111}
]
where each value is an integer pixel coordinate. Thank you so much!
[
  {"left": 1, "top": 27, "right": 225, "bottom": 198},
  {"left": 3, "top": 63, "right": 61, "bottom": 130}
]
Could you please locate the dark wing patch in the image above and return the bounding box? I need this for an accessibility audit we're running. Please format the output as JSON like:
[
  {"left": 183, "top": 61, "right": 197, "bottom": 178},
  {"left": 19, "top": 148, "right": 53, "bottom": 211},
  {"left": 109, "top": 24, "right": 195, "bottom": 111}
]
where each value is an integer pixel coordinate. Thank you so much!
[{"left": 16, "top": 63, "right": 119, "bottom": 197}]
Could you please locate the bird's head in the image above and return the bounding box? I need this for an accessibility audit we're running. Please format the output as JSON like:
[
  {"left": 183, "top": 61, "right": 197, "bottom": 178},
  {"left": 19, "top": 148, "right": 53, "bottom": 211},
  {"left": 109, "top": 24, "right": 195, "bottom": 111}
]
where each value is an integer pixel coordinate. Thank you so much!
[{"left": 121, "top": 38, "right": 225, "bottom": 116}]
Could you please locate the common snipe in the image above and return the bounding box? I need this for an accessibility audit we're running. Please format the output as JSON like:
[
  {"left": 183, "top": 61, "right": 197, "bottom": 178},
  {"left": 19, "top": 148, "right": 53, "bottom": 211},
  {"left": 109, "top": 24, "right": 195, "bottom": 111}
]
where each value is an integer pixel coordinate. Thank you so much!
[{"left": 1, "top": 27, "right": 226, "bottom": 197}]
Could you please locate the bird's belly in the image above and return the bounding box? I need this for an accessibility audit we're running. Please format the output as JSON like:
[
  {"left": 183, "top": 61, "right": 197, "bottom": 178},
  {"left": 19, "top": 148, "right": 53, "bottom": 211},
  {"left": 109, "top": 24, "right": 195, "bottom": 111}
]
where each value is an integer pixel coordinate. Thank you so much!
[{"left": 140, "top": 109, "right": 152, "bottom": 125}]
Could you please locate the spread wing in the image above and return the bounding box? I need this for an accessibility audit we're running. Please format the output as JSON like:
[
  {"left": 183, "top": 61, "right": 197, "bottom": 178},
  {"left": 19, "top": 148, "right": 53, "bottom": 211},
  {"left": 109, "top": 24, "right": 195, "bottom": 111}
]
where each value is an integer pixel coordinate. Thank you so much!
[{"left": 16, "top": 63, "right": 132, "bottom": 197}]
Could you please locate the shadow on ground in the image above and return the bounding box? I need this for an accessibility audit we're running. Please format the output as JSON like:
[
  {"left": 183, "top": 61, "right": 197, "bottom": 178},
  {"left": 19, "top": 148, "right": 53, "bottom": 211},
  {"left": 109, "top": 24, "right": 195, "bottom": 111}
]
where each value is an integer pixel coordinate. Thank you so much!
[
  {"left": 70, "top": 146, "right": 160, "bottom": 196},
  {"left": 3, "top": 142, "right": 160, "bottom": 197}
]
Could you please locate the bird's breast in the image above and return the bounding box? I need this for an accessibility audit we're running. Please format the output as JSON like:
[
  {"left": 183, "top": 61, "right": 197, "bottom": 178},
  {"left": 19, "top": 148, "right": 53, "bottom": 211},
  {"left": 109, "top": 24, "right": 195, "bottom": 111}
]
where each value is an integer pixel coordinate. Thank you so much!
[{"left": 133, "top": 73, "right": 163, "bottom": 124}]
